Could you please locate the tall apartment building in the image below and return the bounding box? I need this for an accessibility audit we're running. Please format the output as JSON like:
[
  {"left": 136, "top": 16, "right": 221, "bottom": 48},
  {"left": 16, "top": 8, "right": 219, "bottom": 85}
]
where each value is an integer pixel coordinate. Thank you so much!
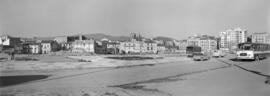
[
  {"left": 220, "top": 27, "right": 247, "bottom": 51},
  {"left": 251, "top": 32, "right": 270, "bottom": 44}
]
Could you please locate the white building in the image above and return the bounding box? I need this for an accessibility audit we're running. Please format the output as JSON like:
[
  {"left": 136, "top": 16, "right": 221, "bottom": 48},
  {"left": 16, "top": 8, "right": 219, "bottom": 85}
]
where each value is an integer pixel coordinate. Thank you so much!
[
  {"left": 119, "top": 39, "right": 143, "bottom": 53},
  {"left": 186, "top": 35, "right": 218, "bottom": 53},
  {"left": 220, "top": 27, "right": 247, "bottom": 51},
  {"left": 119, "top": 39, "right": 158, "bottom": 54},
  {"left": 29, "top": 43, "right": 41, "bottom": 54},
  {"left": 0, "top": 35, "right": 21, "bottom": 46},
  {"left": 144, "top": 40, "right": 158, "bottom": 53},
  {"left": 198, "top": 38, "right": 217, "bottom": 52},
  {"left": 72, "top": 40, "right": 95, "bottom": 53},
  {"left": 251, "top": 32, "right": 270, "bottom": 44}
]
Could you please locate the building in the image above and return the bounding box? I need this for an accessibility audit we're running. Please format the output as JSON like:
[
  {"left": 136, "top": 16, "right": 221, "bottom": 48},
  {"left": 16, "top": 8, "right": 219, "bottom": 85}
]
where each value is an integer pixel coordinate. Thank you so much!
[
  {"left": 0, "top": 35, "right": 22, "bottom": 46},
  {"left": 186, "top": 35, "right": 218, "bottom": 53},
  {"left": 198, "top": 38, "right": 217, "bottom": 52},
  {"left": 54, "top": 36, "right": 71, "bottom": 50},
  {"left": 105, "top": 41, "right": 120, "bottom": 54},
  {"left": 41, "top": 40, "right": 59, "bottom": 54},
  {"left": 29, "top": 43, "right": 41, "bottom": 54},
  {"left": 220, "top": 27, "right": 247, "bottom": 51},
  {"left": 157, "top": 44, "right": 166, "bottom": 53},
  {"left": 71, "top": 39, "right": 95, "bottom": 53},
  {"left": 187, "top": 38, "right": 199, "bottom": 46},
  {"left": 119, "top": 33, "right": 144, "bottom": 54},
  {"left": 119, "top": 39, "right": 142, "bottom": 54},
  {"left": 251, "top": 32, "right": 270, "bottom": 44},
  {"left": 144, "top": 40, "right": 158, "bottom": 53},
  {"left": 130, "top": 33, "right": 143, "bottom": 41},
  {"left": 178, "top": 40, "right": 188, "bottom": 52},
  {"left": 94, "top": 40, "right": 107, "bottom": 54},
  {"left": 119, "top": 38, "right": 158, "bottom": 54}
]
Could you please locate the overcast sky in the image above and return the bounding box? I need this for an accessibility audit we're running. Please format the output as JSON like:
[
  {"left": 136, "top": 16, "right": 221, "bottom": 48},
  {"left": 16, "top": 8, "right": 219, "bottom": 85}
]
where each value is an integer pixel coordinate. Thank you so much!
[{"left": 0, "top": 0, "right": 269, "bottom": 39}]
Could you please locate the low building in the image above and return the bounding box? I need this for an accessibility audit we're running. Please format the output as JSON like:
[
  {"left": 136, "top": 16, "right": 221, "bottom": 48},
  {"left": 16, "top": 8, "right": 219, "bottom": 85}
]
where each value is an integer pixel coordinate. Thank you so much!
[
  {"left": 105, "top": 41, "right": 120, "bottom": 54},
  {"left": 251, "top": 32, "right": 270, "bottom": 44},
  {"left": 119, "top": 39, "right": 142, "bottom": 54},
  {"left": 0, "top": 35, "right": 22, "bottom": 46},
  {"left": 119, "top": 39, "right": 158, "bottom": 54},
  {"left": 71, "top": 40, "right": 95, "bottom": 53},
  {"left": 178, "top": 40, "right": 188, "bottom": 51},
  {"left": 144, "top": 40, "right": 158, "bottom": 53},
  {"left": 94, "top": 40, "right": 106, "bottom": 54},
  {"left": 54, "top": 36, "right": 70, "bottom": 50},
  {"left": 29, "top": 43, "right": 41, "bottom": 54},
  {"left": 41, "top": 40, "right": 60, "bottom": 54},
  {"left": 198, "top": 38, "right": 217, "bottom": 53},
  {"left": 187, "top": 35, "right": 218, "bottom": 53},
  {"left": 157, "top": 44, "right": 166, "bottom": 53}
]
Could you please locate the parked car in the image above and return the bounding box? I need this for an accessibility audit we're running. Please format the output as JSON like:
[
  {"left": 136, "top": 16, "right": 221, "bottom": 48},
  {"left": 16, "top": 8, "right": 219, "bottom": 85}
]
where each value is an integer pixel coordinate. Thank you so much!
[
  {"left": 212, "top": 50, "right": 225, "bottom": 58},
  {"left": 193, "top": 53, "right": 210, "bottom": 61}
]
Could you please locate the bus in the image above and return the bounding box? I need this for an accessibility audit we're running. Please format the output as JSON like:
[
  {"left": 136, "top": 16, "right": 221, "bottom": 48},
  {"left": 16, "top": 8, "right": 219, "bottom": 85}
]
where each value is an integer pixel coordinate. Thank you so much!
[
  {"left": 186, "top": 46, "right": 202, "bottom": 57},
  {"left": 236, "top": 43, "right": 270, "bottom": 60}
]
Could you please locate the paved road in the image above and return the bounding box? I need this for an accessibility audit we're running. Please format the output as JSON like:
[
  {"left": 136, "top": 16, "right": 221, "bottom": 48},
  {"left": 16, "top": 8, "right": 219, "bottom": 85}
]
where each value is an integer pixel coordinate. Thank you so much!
[{"left": 1, "top": 56, "right": 269, "bottom": 96}]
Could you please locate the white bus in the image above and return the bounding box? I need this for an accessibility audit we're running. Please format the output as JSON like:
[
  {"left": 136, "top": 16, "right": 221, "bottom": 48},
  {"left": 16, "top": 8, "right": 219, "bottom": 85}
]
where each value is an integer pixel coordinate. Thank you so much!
[{"left": 236, "top": 43, "right": 270, "bottom": 61}]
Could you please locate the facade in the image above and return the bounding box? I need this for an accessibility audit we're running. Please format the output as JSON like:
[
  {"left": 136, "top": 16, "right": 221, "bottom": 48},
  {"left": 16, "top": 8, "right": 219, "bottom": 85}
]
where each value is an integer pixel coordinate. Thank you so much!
[
  {"left": 198, "top": 38, "right": 217, "bottom": 52},
  {"left": 187, "top": 38, "right": 199, "bottom": 46},
  {"left": 94, "top": 40, "right": 107, "bottom": 54},
  {"left": 251, "top": 32, "right": 270, "bottom": 44},
  {"left": 119, "top": 39, "right": 158, "bottom": 54},
  {"left": 41, "top": 40, "right": 60, "bottom": 54},
  {"left": 0, "top": 35, "right": 22, "bottom": 46},
  {"left": 177, "top": 40, "right": 188, "bottom": 53},
  {"left": 105, "top": 41, "right": 120, "bottom": 54},
  {"left": 29, "top": 43, "right": 41, "bottom": 54},
  {"left": 41, "top": 42, "right": 51, "bottom": 54},
  {"left": 157, "top": 44, "right": 166, "bottom": 53},
  {"left": 144, "top": 40, "right": 158, "bottom": 53},
  {"left": 54, "top": 36, "right": 70, "bottom": 50},
  {"left": 186, "top": 35, "right": 218, "bottom": 53},
  {"left": 119, "top": 39, "right": 142, "bottom": 54},
  {"left": 72, "top": 40, "right": 95, "bottom": 53},
  {"left": 220, "top": 27, "right": 247, "bottom": 51}
]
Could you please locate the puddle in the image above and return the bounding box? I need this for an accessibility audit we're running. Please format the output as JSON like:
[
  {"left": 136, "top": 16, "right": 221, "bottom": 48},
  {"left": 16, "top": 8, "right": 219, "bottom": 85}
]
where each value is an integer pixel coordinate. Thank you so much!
[{"left": 0, "top": 75, "right": 49, "bottom": 87}]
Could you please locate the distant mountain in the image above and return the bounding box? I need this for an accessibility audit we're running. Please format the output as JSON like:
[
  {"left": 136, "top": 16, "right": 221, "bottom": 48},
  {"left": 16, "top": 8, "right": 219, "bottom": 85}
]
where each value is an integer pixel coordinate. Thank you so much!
[
  {"left": 153, "top": 36, "right": 175, "bottom": 41},
  {"left": 29, "top": 33, "right": 177, "bottom": 42},
  {"left": 83, "top": 33, "right": 131, "bottom": 41},
  {"left": 33, "top": 37, "right": 55, "bottom": 41}
]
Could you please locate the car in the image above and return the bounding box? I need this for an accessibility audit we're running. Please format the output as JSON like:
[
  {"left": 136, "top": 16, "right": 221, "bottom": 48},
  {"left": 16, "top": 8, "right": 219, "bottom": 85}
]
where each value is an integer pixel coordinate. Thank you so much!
[
  {"left": 193, "top": 53, "right": 210, "bottom": 61},
  {"left": 212, "top": 50, "right": 225, "bottom": 58}
]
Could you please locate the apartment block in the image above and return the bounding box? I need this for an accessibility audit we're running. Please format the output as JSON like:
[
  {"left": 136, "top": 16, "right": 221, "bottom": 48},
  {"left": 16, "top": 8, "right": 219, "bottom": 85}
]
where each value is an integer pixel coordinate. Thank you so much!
[{"left": 220, "top": 27, "right": 247, "bottom": 51}]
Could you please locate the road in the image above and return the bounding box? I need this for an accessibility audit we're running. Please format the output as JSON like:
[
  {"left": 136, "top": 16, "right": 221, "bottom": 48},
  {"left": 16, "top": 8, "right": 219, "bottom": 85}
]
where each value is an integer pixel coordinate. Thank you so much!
[{"left": 0, "top": 55, "right": 269, "bottom": 96}]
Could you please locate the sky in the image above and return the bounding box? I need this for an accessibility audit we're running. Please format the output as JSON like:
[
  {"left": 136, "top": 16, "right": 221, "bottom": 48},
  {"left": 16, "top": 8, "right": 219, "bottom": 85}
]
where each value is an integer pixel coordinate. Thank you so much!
[{"left": 0, "top": 0, "right": 269, "bottom": 40}]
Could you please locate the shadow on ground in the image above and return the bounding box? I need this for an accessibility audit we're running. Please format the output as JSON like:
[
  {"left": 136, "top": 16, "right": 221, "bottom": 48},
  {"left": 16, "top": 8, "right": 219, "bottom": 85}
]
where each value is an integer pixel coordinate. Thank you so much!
[
  {"left": 15, "top": 57, "right": 39, "bottom": 61},
  {"left": 230, "top": 58, "right": 267, "bottom": 62},
  {"left": 106, "top": 56, "right": 156, "bottom": 60},
  {"left": 0, "top": 75, "right": 49, "bottom": 87}
]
